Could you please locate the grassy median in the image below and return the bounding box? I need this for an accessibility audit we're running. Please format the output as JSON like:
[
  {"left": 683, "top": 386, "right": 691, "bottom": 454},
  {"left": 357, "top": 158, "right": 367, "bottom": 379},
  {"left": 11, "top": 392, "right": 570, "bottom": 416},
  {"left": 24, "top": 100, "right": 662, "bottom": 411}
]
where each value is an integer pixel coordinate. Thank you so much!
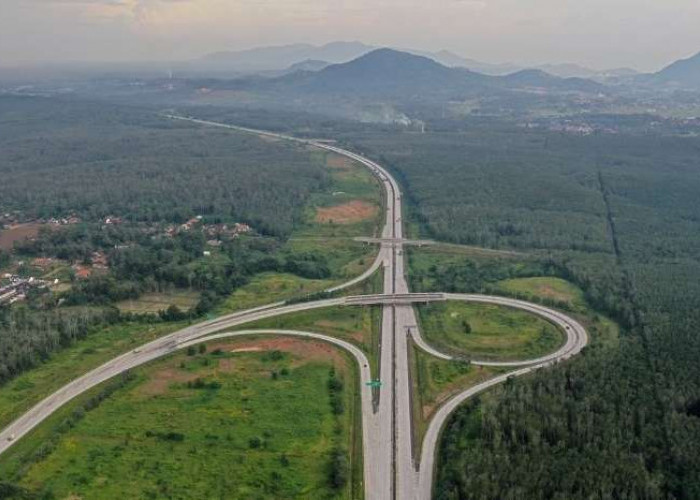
[{"left": 416, "top": 301, "right": 565, "bottom": 361}]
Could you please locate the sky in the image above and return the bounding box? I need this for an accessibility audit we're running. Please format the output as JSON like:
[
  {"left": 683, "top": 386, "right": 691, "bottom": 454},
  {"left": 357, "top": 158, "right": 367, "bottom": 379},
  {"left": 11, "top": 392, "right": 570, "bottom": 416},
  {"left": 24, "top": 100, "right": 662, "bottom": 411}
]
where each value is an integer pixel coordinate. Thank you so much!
[{"left": 2, "top": 0, "right": 700, "bottom": 71}]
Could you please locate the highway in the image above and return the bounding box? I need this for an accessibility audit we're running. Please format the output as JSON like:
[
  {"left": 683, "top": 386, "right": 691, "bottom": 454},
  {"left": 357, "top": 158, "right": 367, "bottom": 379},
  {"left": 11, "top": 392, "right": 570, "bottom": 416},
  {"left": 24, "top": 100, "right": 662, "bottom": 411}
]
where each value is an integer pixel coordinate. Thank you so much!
[{"left": 0, "top": 116, "right": 588, "bottom": 500}]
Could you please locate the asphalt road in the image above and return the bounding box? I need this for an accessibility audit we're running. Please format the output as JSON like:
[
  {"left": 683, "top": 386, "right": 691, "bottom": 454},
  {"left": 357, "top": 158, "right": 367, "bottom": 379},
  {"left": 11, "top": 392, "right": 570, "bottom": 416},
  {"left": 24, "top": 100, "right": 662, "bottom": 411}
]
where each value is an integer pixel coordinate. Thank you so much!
[{"left": 0, "top": 116, "right": 589, "bottom": 500}]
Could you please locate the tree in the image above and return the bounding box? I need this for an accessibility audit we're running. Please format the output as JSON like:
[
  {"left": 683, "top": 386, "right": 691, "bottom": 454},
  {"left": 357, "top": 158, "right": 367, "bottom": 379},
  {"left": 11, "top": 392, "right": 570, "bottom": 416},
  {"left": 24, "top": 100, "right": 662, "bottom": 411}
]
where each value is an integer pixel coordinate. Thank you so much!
[{"left": 329, "top": 448, "right": 348, "bottom": 489}]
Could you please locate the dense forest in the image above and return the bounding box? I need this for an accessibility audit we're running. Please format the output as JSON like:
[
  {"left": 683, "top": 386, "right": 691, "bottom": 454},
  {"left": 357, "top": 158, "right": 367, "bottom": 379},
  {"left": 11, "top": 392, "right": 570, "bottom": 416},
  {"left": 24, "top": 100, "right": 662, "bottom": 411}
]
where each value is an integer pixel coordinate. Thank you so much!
[
  {"left": 344, "top": 122, "right": 700, "bottom": 499},
  {"left": 0, "top": 96, "right": 328, "bottom": 237}
]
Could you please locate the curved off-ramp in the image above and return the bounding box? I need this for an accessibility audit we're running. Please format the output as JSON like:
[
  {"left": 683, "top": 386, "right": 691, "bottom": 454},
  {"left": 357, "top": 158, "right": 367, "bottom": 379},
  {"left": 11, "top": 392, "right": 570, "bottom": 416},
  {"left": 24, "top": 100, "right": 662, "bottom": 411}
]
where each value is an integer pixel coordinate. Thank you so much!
[{"left": 410, "top": 293, "right": 588, "bottom": 368}]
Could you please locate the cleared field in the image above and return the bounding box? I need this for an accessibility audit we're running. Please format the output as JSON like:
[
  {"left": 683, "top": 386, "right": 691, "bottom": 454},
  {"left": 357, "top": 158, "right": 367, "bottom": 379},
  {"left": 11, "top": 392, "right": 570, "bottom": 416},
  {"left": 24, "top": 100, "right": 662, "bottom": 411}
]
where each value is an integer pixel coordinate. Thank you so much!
[
  {"left": 0, "top": 339, "right": 360, "bottom": 500},
  {"left": 244, "top": 304, "right": 382, "bottom": 374},
  {"left": 496, "top": 276, "right": 586, "bottom": 310},
  {"left": 417, "top": 301, "right": 565, "bottom": 361},
  {"left": 116, "top": 290, "right": 201, "bottom": 314},
  {"left": 316, "top": 200, "right": 379, "bottom": 225},
  {"left": 0, "top": 223, "right": 43, "bottom": 251}
]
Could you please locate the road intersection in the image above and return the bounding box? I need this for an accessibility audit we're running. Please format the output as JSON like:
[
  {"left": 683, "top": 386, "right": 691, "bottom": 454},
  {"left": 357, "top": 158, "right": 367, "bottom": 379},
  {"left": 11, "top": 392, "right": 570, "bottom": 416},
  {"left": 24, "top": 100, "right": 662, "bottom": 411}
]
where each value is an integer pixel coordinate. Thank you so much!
[{"left": 0, "top": 116, "right": 588, "bottom": 499}]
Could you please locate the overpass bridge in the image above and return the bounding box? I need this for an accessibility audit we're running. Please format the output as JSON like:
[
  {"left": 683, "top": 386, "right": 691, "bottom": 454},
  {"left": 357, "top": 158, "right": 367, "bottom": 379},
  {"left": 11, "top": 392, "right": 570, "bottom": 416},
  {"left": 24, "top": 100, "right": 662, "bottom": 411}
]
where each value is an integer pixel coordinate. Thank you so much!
[
  {"left": 354, "top": 237, "right": 435, "bottom": 247},
  {"left": 344, "top": 293, "right": 446, "bottom": 306}
]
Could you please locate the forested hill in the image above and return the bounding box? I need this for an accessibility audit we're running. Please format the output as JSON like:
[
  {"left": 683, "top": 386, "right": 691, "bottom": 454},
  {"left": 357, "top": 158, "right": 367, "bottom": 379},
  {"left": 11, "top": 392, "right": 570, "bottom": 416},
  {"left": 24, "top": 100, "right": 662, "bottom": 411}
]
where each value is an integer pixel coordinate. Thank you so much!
[
  {"left": 0, "top": 96, "right": 328, "bottom": 238},
  {"left": 205, "top": 48, "right": 603, "bottom": 100},
  {"left": 347, "top": 124, "right": 700, "bottom": 499},
  {"left": 654, "top": 51, "right": 700, "bottom": 87}
]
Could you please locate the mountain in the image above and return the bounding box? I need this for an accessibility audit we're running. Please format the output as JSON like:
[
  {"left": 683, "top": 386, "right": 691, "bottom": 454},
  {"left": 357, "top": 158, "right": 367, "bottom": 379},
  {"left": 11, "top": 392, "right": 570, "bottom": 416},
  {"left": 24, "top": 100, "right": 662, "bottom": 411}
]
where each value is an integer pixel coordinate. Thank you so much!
[
  {"left": 197, "top": 42, "right": 523, "bottom": 76},
  {"left": 197, "top": 43, "right": 482, "bottom": 74},
  {"left": 264, "top": 49, "right": 602, "bottom": 98},
  {"left": 285, "top": 59, "right": 330, "bottom": 73},
  {"left": 537, "top": 63, "right": 597, "bottom": 79},
  {"left": 411, "top": 49, "right": 522, "bottom": 75},
  {"left": 654, "top": 51, "right": 700, "bottom": 87},
  {"left": 502, "top": 69, "right": 603, "bottom": 92},
  {"left": 279, "top": 48, "right": 486, "bottom": 97},
  {"left": 195, "top": 41, "right": 629, "bottom": 82},
  {"left": 198, "top": 42, "right": 373, "bottom": 72}
]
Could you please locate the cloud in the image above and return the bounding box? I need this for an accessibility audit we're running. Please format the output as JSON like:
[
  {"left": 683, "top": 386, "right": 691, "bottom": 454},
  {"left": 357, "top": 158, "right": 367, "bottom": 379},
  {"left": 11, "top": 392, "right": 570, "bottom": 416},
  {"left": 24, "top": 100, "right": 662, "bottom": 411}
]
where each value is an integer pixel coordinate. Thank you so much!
[{"left": 1, "top": 0, "right": 699, "bottom": 68}]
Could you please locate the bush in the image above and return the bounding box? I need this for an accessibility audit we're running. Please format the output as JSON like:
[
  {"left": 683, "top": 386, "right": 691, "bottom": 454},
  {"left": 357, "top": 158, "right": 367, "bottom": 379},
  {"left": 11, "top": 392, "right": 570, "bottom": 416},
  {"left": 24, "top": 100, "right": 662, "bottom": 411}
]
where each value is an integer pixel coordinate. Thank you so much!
[{"left": 328, "top": 448, "right": 348, "bottom": 489}]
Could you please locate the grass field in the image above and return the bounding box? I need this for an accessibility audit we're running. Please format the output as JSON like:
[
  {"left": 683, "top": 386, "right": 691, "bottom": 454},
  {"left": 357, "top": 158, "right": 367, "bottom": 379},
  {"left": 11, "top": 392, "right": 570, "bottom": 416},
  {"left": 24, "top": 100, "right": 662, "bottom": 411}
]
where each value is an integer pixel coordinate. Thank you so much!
[
  {"left": 116, "top": 290, "right": 201, "bottom": 314},
  {"left": 0, "top": 321, "right": 183, "bottom": 431},
  {"left": 494, "top": 276, "right": 620, "bottom": 349},
  {"left": 411, "top": 345, "right": 503, "bottom": 420},
  {"left": 496, "top": 276, "right": 587, "bottom": 310},
  {"left": 0, "top": 338, "right": 361, "bottom": 500},
  {"left": 286, "top": 237, "right": 379, "bottom": 281},
  {"left": 417, "top": 301, "right": 565, "bottom": 361},
  {"left": 219, "top": 272, "right": 334, "bottom": 313},
  {"left": 409, "top": 344, "right": 506, "bottom": 458}
]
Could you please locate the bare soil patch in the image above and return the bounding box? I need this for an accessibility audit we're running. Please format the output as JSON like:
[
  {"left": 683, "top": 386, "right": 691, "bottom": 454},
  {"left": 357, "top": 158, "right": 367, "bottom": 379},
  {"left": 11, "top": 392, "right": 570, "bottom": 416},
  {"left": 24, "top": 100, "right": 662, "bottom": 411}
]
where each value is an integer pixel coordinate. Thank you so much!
[
  {"left": 326, "top": 155, "right": 355, "bottom": 170},
  {"left": 0, "top": 223, "right": 43, "bottom": 250},
  {"left": 536, "top": 284, "right": 571, "bottom": 302},
  {"left": 315, "top": 200, "right": 378, "bottom": 224},
  {"left": 257, "top": 134, "right": 281, "bottom": 143},
  {"left": 217, "top": 337, "right": 348, "bottom": 368},
  {"left": 138, "top": 368, "right": 199, "bottom": 396}
]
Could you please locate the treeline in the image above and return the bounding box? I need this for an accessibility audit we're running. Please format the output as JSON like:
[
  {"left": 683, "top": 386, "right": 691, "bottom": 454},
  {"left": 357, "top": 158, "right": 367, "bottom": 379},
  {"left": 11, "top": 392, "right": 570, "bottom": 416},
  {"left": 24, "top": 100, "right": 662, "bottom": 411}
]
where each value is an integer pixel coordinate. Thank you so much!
[
  {"left": 408, "top": 251, "right": 551, "bottom": 294},
  {"left": 0, "top": 250, "right": 9, "bottom": 269},
  {"left": 327, "top": 367, "right": 349, "bottom": 491},
  {"left": 0, "top": 305, "right": 117, "bottom": 386}
]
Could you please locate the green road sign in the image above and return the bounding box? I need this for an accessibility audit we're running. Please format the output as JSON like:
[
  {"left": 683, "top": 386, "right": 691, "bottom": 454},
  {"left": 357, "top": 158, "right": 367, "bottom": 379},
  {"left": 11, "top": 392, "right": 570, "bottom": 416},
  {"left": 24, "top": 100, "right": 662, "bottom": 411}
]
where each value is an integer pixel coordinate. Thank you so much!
[{"left": 365, "top": 380, "right": 382, "bottom": 388}]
